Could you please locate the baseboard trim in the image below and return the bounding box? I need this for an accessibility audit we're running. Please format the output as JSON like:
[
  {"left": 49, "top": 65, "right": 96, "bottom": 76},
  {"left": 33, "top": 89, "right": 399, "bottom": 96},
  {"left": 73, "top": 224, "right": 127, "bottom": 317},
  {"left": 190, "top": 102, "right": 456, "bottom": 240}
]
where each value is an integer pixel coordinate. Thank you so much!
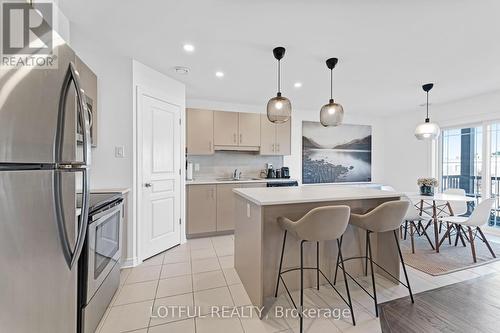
[
  {"left": 186, "top": 230, "right": 234, "bottom": 239},
  {"left": 121, "top": 257, "right": 140, "bottom": 268}
]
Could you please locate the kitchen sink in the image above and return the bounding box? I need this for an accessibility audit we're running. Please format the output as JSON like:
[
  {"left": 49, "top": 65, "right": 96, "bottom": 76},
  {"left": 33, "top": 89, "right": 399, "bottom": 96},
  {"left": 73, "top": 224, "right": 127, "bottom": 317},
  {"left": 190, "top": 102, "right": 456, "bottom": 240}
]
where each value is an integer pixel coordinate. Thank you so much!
[{"left": 216, "top": 177, "right": 262, "bottom": 181}]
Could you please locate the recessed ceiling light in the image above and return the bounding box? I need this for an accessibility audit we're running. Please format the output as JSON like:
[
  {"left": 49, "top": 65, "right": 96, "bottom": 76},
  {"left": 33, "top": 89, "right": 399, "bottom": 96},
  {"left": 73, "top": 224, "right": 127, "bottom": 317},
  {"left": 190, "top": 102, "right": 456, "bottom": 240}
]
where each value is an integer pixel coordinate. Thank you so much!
[
  {"left": 173, "top": 66, "right": 190, "bottom": 75},
  {"left": 215, "top": 71, "right": 224, "bottom": 78},
  {"left": 294, "top": 82, "right": 302, "bottom": 88},
  {"left": 183, "top": 44, "right": 195, "bottom": 52}
]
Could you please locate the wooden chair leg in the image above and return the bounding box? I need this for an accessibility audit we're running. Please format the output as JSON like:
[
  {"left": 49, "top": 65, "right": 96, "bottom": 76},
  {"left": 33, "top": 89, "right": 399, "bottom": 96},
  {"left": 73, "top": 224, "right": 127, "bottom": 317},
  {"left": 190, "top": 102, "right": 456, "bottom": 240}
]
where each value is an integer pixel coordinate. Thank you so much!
[
  {"left": 477, "top": 227, "right": 497, "bottom": 259},
  {"left": 468, "top": 226, "right": 477, "bottom": 263}
]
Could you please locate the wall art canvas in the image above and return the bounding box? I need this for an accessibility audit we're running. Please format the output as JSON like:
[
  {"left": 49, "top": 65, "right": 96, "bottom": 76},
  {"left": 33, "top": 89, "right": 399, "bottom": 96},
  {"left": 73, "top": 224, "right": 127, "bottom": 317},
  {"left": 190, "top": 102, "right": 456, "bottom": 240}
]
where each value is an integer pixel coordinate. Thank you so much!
[{"left": 302, "top": 121, "right": 372, "bottom": 184}]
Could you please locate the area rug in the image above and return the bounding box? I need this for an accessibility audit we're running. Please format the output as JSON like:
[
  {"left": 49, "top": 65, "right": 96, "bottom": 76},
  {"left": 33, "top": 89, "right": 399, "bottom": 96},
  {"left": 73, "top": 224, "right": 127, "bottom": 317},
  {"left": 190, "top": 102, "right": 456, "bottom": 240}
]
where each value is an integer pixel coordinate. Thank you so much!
[{"left": 399, "top": 231, "right": 500, "bottom": 276}]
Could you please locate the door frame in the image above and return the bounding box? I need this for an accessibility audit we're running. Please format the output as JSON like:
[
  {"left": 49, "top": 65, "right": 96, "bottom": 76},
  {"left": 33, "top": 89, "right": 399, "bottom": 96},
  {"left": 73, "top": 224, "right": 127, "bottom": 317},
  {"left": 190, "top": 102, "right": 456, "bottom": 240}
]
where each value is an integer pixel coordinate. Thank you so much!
[{"left": 134, "top": 85, "right": 186, "bottom": 264}]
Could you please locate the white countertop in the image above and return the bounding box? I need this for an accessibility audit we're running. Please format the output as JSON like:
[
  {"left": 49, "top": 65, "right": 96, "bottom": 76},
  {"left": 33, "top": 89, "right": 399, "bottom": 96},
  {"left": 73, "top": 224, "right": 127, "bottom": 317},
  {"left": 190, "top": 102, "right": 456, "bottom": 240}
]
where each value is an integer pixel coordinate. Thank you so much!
[
  {"left": 186, "top": 178, "right": 297, "bottom": 185},
  {"left": 233, "top": 185, "right": 402, "bottom": 206},
  {"left": 90, "top": 188, "right": 131, "bottom": 194}
]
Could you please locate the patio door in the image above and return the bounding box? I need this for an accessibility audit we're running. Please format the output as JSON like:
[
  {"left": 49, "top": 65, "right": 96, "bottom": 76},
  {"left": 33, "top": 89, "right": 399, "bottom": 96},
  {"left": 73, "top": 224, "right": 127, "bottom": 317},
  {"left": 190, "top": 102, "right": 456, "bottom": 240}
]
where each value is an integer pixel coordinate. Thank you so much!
[{"left": 488, "top": 123, "right": 500, "bottom": 227}]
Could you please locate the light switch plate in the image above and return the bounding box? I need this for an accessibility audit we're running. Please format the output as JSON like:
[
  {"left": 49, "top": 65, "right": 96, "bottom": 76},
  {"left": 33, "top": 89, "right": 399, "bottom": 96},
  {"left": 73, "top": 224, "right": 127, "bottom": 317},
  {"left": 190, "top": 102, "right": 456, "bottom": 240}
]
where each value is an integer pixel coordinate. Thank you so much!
[{"left": 115, "top": 146, "right": 125, "bottom": 158}]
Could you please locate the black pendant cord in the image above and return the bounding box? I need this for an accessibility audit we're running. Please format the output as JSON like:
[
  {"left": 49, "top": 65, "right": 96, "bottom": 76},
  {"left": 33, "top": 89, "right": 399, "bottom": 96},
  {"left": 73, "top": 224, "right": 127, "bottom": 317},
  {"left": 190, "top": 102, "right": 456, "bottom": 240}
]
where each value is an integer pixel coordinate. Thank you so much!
[
  {"left": 330, "top": 68, "right": 333, "bottom": 101},
  {"left": 277, "top": 60, "right": 281, "bottom": 94},
  {"left": 426, "top": 91, "right": 429, "bottom": 120}
]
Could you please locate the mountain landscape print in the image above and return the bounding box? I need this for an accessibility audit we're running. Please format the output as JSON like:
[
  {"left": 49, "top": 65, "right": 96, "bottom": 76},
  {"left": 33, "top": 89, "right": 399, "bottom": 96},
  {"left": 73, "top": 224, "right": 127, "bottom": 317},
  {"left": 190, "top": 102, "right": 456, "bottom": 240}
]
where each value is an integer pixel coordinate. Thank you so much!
[{"left": 302, "top": 121, "right": 372, "bottom": 184}]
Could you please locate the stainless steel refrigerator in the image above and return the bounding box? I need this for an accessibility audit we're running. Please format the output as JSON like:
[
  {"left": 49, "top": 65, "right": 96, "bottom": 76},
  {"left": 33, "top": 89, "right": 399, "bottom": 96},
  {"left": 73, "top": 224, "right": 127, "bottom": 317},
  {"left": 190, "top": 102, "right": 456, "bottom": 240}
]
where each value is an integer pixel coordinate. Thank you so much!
[{"left": 0, "top": 42, "right": 92, "bottom": 331}]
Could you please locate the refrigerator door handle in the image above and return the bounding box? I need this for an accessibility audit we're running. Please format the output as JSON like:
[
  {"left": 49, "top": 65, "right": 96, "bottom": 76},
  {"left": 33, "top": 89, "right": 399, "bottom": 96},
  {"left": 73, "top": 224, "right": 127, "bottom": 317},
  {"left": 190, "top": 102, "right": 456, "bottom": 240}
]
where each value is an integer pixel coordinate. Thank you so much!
[
  {"left": 54, "top": 61, "right": 92, "bottom": 269},
  {"left": 55, "top": 61, "right": 92, "bottom": 167}
]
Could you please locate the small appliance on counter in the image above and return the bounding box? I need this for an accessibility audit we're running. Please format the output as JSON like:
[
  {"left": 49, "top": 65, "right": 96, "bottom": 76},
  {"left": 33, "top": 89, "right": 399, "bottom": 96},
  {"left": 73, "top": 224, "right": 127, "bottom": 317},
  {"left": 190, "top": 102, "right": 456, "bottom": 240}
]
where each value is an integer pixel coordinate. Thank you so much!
[
  {"left": 281, "top": 167, "right": 290, "bottom": 178},
  {"left": 266, "top": 163, "right": 276, "bottom": 179},
  {"left": 186, "top": 162, "right": 194, "bottom": 181}
]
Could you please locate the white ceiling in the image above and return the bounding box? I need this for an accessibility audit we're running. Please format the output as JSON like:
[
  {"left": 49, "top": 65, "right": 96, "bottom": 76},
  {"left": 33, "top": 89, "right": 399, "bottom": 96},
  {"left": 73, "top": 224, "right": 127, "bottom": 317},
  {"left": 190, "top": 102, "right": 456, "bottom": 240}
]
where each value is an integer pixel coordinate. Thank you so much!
[{"left": 59, "top": 0, "right": 500, "bottom": 116}]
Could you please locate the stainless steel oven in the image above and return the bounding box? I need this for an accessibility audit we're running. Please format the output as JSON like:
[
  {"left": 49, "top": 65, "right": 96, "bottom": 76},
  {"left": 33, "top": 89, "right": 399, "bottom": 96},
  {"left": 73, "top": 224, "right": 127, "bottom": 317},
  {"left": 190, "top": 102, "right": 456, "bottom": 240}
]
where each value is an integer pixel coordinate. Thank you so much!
[
  {"left": 79, "top": 194, "right": 123, "bottom": 333},
  {"left": 86, "top": 200, "right": 122, "bottom": 300}
]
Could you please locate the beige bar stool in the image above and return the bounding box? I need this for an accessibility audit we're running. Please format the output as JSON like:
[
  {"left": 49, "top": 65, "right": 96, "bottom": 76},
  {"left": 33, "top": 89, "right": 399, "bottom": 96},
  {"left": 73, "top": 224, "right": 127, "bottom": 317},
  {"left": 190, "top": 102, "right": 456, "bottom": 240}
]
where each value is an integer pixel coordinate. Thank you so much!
[
  {"left": 334, "top": 200, "right": 414, "bottom": 317},
  {"left": 274, "top": 205, "right": 355, "bottom": 333}
]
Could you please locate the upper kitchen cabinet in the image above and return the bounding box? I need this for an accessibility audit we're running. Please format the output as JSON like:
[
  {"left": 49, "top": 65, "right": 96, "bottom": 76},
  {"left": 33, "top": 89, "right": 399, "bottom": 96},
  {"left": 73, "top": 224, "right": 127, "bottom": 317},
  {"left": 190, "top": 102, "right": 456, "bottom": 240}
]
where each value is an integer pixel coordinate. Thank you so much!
[
  {"left": 213, "top": 111, "right": 260, "bottom": 151},
  {"left": 75, "top": 56, "right": 98, "bottom": 147},
  {"left": 187, "top": 108, "right": 214, "bottom": 155},
  {"left": 213, "top": 111, "right": 239, "bottom": 147},
  {"left": 238, "top": 113, "right": 260, "bottom": 147},
  {"left": 259, "top": 115, "right": 291, "bottom": 155}
]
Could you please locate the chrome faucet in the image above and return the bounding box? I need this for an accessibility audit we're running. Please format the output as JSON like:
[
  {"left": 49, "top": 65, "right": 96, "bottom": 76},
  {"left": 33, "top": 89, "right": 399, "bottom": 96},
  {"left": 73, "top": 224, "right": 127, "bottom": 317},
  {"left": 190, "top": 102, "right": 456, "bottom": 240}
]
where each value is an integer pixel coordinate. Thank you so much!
[{"left": 233, "top": 169, "right": 242, "bottom": 180}]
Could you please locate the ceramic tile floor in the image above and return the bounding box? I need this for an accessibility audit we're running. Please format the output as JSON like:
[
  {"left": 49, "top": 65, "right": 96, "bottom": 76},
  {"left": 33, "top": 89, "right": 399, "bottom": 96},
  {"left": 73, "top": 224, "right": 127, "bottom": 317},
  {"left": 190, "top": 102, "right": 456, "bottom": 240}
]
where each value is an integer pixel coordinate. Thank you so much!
[{"left": 95, "top": 234, "right": 500, "bottom": 333}]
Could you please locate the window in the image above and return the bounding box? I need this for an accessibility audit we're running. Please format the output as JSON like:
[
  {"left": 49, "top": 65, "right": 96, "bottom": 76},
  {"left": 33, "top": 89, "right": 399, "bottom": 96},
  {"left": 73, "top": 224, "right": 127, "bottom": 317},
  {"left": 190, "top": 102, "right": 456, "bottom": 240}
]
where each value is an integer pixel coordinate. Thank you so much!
[
  {"left": 440, "top": 126, "right": 482, "bottom": 200},
  {"left": 489, "top": 124, "right": 500, "bottom": 226}
]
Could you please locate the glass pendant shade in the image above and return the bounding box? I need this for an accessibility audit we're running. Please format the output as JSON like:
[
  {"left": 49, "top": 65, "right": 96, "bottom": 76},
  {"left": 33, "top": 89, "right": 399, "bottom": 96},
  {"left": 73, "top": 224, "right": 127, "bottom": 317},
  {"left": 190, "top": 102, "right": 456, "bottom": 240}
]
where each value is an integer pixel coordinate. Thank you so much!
[
  {"left": 415, "top": 83, "right": 440, "bottom": 140},
  {"left": 320, "top": 99, "right": 344, "bottom": 127},
  {"left": 415, "top": 119, "right": 440, "bottom": 140},
  {"left": 267, "top": 93, "right": 292, "bottom": 123},
  {"left": 267, "top": 47, "right": 291, "bottom": 123},
  {"left": 320, "top": 58, "right": 343, "bottom": 127}
]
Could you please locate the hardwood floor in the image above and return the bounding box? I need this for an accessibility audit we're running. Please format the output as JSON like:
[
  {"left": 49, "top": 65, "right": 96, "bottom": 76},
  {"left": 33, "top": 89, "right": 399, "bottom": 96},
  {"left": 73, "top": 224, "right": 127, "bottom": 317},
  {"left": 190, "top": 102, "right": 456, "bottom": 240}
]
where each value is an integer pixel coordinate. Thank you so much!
[{"left": 379, "top": 272, "right": 500, "bottom": 333}]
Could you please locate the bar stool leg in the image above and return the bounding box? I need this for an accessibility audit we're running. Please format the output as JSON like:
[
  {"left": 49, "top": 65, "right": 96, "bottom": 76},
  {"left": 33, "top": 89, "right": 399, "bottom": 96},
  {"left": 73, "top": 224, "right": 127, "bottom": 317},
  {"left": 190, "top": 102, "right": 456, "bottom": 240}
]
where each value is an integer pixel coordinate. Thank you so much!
[
  {"left": 274, "top": 231, "right": 287, "bottom": 298},
  {"left": 316, "top": 241, "right": 320, "bottom": 290},
  {"left": 366, "top": 231, "right": 378, "bottom": 317},
  {"left": 364, "top": 230, "right": 369, "bottom": 276},
  {"left": 300, "top": 240, "right": 306, "bottom": 333},
  {"left": 333, "top": 235, "right": 343, "bottom": 285},
  {"left": 393, "top": 230, "right": 414, "bottom": 303},
  {"left": 337, "top": 239, "right": 356, "bottom": 326}
]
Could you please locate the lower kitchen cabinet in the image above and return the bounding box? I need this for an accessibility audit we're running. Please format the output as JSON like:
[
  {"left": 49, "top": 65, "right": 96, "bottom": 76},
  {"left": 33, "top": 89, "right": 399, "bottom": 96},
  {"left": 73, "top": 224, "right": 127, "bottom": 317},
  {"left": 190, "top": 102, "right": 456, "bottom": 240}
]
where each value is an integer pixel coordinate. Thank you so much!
[
  {"left": 216, "top": 183, "right": 266, "bottom": 231},
  {"left": 187, "top": 185, "right": 217, "bottom": 235},
  {"left": 187, "top": 183, "right": 266, "bottom": 236}
]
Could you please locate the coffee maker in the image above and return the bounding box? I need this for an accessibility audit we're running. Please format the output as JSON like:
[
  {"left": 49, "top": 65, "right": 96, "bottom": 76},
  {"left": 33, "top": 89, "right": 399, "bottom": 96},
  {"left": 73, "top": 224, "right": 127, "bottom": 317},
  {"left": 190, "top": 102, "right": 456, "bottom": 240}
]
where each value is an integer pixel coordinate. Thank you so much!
[{"left": 266, "top": 163, "right": 276, "bottom": 179}]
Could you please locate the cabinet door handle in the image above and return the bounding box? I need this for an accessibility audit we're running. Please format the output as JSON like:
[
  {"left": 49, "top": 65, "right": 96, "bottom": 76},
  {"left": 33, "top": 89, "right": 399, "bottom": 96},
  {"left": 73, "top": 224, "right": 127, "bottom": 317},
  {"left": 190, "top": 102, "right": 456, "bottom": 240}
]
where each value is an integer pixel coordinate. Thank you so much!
[
  {"left": 272, "top": 144, "right": 275, "bottom": 152},
  {"left": 233, "top": 133, "right": 237, "bottom": 143},
  {"left": 239, "top": 133, "right": 242, "bottom": 144},
  {"left": 208, "top": 141, "right": 212, "bottom": 151},
  {"left": 276, "top": 143, "right": 280, "bottom": 152}
]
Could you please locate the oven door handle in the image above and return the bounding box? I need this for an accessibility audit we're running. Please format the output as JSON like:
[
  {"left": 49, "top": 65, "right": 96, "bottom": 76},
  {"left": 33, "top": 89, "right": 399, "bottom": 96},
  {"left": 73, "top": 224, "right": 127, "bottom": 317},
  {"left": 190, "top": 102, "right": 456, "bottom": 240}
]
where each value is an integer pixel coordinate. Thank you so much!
[{"left": 92, "top": 202, "right": 123, "bottom": 224}]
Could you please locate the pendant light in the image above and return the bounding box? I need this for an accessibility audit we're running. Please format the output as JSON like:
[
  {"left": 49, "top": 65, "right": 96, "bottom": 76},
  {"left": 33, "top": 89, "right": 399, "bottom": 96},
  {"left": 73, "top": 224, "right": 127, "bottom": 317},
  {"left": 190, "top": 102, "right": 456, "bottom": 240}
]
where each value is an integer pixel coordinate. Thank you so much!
[
  {"left": 320, "top": 58, "right": 344, "bottom": 127},
  {"left": 415, "top": 83, "right": 440, "bottom": 140},
  {"left": 267, "top": 47, "right": 291, "bottom": 123}
]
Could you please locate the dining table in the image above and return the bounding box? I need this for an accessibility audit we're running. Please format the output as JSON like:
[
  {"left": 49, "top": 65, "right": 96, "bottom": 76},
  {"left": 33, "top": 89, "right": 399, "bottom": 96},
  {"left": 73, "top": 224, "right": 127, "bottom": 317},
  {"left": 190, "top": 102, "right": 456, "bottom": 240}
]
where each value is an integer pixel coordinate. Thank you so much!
[{"left": 406, "top": 192, "right": 476, "bottom": 253}]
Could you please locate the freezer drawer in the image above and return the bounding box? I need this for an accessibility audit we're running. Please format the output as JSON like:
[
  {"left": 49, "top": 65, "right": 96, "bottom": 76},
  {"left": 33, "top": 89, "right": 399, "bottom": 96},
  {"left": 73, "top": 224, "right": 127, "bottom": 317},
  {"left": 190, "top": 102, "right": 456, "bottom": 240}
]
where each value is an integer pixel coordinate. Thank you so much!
[{"left": 0, "top": 170, "right": 80, "bottom": 333}]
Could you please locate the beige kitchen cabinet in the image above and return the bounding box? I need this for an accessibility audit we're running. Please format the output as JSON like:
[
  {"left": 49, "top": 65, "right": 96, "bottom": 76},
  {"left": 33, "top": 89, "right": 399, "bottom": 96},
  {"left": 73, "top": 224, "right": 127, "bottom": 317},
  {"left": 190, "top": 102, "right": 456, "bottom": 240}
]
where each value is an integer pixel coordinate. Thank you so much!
[
  {"left": 238, "top": 113, "right": 261, "bottom": 147},
  {"left": 216, "top": 183, "right": 266, "bottom": 231},
  {"left": 187, "top": 109, "right": 214, "bottom": 155},
  {"left": 214, "top": 111, "right": 239, "bottom": 146},
  {"left": 275, "top": 120, "right": 291, "bottom": 155},
  {"left": 187, "top": 185, "right": 217, "bottom": 235},
  {"left": 259, "top": 114, "right": 291, "bottom": 155}
]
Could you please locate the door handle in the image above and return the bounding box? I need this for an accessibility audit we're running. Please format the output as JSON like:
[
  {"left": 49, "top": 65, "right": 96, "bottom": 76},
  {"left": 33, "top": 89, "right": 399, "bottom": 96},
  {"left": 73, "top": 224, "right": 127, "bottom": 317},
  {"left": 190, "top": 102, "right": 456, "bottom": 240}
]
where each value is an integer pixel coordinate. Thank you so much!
[
  {"left": 144, "top": 182, "right": 152, "bottom": 188},
  {"left": 233, "top": 133, "right": 237, "bottom": 143},
  {"left": 239, "top": 133, "right": 242, "bottom": 144}
]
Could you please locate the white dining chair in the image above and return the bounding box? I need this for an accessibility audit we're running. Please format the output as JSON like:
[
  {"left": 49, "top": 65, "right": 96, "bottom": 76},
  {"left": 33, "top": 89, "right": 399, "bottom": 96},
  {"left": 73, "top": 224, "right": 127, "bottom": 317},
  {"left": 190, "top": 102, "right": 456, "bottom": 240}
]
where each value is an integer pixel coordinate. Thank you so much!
[
  {"left": 440, "top": 198, "right": 496, "bottom": 263},
  {"left": 443, "top": 188, "right": 468, "bottom": 216},
  {"left": 401, "top": 196, "right": 435, "bottom": 253}
]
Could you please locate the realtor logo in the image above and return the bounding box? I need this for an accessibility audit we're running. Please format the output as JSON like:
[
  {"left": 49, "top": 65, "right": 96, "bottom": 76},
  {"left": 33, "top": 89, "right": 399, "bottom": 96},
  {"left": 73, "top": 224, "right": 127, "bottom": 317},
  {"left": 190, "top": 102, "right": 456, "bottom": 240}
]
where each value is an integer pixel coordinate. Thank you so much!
[{"left": 1, "top": 1, "right": 56, "bottom": 67}]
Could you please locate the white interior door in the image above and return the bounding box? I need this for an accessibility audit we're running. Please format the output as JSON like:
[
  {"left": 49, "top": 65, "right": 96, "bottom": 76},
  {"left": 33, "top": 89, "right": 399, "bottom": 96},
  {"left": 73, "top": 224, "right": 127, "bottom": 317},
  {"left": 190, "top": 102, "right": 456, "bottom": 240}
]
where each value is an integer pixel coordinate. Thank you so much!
[{"left": 141, "top": 94, "right": 181, "bottom": 260}]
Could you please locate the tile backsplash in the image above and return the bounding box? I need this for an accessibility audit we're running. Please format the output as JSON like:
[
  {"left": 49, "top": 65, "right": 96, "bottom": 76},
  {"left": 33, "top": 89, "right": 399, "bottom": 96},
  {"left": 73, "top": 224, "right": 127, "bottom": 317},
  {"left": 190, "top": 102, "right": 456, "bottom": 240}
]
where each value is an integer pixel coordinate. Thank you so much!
[{"left": 188, "top": 151, "right": 283, "bottom": 179}]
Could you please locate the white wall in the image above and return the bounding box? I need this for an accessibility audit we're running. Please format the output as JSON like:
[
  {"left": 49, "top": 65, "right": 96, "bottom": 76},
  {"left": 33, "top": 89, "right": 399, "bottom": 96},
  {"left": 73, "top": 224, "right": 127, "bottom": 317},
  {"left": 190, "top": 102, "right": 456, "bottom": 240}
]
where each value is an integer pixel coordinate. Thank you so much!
[
  {"left": 188, "top": 99, "right": 386, "bottom": 184},
  {"left": 381, "top": 91, "right": 500, "bottom": 192},
  {"left": 132, "top": 60, "right": 186, "bottom": 264},
  {"left": 69, "top": 24, "right": 135, "bottom": 263}
]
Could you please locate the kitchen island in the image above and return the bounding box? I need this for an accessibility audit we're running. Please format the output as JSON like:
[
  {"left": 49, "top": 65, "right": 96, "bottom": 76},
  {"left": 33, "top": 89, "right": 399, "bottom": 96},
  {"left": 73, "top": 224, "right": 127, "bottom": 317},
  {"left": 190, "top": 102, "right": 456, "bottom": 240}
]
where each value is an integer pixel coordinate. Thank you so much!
[{"left": 233, "top": 185, "right": 403, "bottom": 311}]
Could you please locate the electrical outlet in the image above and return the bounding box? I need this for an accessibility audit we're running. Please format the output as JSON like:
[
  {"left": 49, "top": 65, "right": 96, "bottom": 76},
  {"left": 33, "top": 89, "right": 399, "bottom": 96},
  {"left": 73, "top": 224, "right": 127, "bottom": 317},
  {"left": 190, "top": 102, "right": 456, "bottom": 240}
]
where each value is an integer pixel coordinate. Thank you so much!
[
  {"left": 115, "top": 146, "right": 125, "bottom": 158},
  {"left": 194, "top": 163, "right": 200, "bottom": 171}
]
